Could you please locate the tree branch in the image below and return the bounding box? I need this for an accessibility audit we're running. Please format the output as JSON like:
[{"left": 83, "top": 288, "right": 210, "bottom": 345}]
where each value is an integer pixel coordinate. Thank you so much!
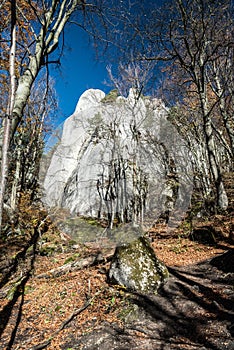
[{"left": 29, "top": 297, "right": 95, "bottom": 350}]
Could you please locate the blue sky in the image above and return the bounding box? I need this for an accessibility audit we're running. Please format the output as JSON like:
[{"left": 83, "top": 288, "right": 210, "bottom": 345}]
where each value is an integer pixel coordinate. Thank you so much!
[
  {"left": 50, "top": 0, "right": 166, "bottom": 124},
  {"left": 51, "top": 25, "right": 111, "bottom": 123}
]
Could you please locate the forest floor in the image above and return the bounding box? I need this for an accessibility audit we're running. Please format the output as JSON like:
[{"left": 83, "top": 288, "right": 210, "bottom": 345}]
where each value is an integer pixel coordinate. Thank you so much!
[{"left": 0, "top": 214, "right": 234, "bottom": 350}]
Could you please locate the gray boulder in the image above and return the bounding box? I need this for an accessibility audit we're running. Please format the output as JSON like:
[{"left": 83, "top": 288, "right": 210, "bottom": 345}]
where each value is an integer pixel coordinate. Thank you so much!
[{"left": 108, "top": 236, "right": 169, "bottom": 294}]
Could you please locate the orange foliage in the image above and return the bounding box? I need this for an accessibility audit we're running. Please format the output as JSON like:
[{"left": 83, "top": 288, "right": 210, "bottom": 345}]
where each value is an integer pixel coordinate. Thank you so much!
[{"left": 0, "top": 1, "right": 38, "bottom": 115}]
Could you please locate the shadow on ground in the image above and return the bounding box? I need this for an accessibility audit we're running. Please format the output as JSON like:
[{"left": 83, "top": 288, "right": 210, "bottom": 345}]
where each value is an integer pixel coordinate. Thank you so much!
[
  {"left": 68, "top": 249, "right": 234, "bottom": 350},
  {"left": 0, "top": 228, "right": 40, "bottom": 349}
]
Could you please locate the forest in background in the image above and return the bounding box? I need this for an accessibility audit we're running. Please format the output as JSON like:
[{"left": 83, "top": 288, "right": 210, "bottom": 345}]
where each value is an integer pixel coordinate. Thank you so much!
[
  {"left": 0, "top": 0, "right": 233, "bottom": 235},
  {"left": 0, "top": 1, "right": 233, "bottom": 349}
]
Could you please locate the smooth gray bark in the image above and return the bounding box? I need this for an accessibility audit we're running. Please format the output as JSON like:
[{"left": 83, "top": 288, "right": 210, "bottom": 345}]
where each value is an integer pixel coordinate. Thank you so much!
[
  {"left": 11, "top": 0, "right": 80, "bottom": 139},
  {"left": 0, "top": 0, "right": 16, "bottom": 231},
  {"left": 0, "top": 0, "right": 82, "bottom": 230}
]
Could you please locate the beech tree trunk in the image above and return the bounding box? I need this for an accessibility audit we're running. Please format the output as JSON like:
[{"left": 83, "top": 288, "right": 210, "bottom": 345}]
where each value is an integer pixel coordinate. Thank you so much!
[
  {"left": 0, "top": 0, "right": 82, "bottom": 230},
  {"left": 10, "top": 0, "right": 80, "bottom": 140},
  {"left": 0, "top": 0, "right": 16, "bottom": 231},
  {"left": 200, "top": 91, "right": 228, "bottom": 210}
]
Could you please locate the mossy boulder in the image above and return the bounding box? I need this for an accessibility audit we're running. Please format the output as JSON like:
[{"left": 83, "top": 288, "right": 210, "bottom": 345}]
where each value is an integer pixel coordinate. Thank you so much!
[{"left": 108, "top": 236, "right": 169, "bottom": 294}]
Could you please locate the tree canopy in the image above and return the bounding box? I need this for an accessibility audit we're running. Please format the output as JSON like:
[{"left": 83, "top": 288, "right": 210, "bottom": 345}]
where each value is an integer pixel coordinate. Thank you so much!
[{"left": 0, "top": 0, "right": 233, "bottom": 232}]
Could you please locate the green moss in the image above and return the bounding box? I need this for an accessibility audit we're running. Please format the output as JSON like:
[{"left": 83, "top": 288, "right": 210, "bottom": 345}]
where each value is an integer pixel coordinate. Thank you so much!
[
  {"left": 110, "top": 236, "right": 169, "bottom": 294},
  {"left": 82, "top": 217, "right": 99, "bottom": 226},
  {"left": 118, "top": 303, "right": 139, "bottom": 322},
  {"left": 24, "top": 284, "right": 34, "bottom": 295},
  {"left": 38, "top": 243, "right": 57, "bottom": 256},
  {"left": 64, "top": 253, "right": 80, "bottom": 265},
  {"left": 87, "top": 112, "right": 103, "bottom": 129},
  {"left": 67, "top": 239, "right": 78, "bottom": 247},
  {"left": 101, "top": 89, "right": 119, "bottom": 103},
  {"left": 179, "top": 220, "right": 193, "bottom": 236},
  {"left": 58, "top": 216, "right": 104, "bottom": 243}
]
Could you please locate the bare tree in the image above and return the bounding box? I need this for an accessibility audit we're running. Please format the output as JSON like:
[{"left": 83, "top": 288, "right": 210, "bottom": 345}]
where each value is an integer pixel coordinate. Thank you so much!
[
  {"left": 9, "top": 75, "right": 57, "bottom": 211},
  {"left": 140, "top": 0, "right": 233, "bottom": 209},
  {"left": 0, "top": 0, "right": 110, "bottom": 231},
  {"left": 10, "top": 0, "right": 86, "bottom": 139},
  {"left": 106, "top": 60, "right": 155, "bottom": 97},
  {"left": 207, "top": 33, "right": 234, "bottom": 156}
]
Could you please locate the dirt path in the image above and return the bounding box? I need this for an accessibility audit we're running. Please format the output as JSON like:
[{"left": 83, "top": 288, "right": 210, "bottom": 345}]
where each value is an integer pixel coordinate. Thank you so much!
[
  {"left": 0, "top": 228, "right": 233, "bottom": 350},
  {"left": 66, "top": 250, "right": 234, "bottom": 350}
]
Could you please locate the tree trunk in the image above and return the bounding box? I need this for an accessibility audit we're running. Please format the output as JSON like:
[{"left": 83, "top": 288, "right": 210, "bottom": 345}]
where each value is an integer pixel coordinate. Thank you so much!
[
  {"left": 10, "top": 38, "right": 44, "bottom": 140},
  {"left": 219, "top": 102, "right": 234, "bottom": 158},
  {"left": 10, "top": 138, "right": 22, "bottom": 211},
  {"left": 0, "top": 0, "right": 16, "bottom": 232},
  {"left": 201, "top": 92, "right": 228, "bottom": 210},
  {"left": 10, "top": 0, "right": 80, "bottom": 140}
]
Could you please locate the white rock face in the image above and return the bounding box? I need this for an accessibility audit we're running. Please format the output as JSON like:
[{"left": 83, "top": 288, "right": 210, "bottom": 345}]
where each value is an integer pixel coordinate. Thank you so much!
[
  {"left": 41, "top": 88, "right": 192, "bottom": 229},
  {"left": 74, "top": 88, "right": 105, "bottom": 114},
  {"left": 43, "top": 89, "right": 105, "bottom": 208}
]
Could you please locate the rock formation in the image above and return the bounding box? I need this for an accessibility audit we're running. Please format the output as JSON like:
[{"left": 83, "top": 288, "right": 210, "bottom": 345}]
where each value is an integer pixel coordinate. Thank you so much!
[{"left": 41, "top": 88, "right": 192, "bottom": 238}]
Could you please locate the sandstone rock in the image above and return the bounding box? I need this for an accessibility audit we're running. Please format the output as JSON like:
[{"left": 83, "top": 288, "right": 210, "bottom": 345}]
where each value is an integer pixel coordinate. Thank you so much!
[{"left": 108, "top": 236, "right": 169, "bottom": 294}]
